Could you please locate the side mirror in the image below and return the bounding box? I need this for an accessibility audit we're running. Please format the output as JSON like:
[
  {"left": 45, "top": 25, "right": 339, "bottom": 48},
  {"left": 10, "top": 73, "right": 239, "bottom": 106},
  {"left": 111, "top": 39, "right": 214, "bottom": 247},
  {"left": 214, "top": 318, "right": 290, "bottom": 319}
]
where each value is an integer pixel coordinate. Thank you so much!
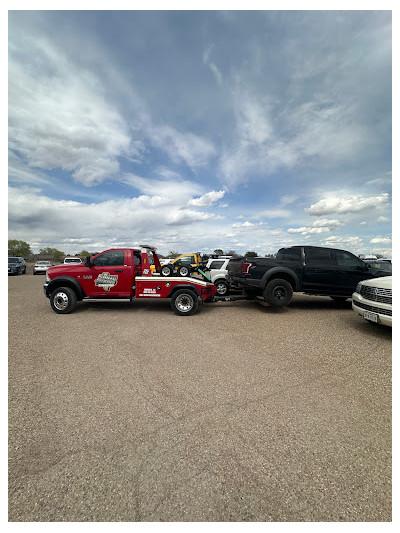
[{"left": 85, "top": 256, "right": 92, "bottom": 267}]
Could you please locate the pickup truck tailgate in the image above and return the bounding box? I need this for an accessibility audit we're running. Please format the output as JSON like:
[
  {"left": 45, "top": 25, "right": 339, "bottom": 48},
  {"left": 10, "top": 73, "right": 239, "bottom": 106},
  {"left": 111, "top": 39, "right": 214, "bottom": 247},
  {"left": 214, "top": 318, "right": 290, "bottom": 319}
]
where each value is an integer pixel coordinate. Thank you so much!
[{"left": 227, "top": 258, "right": 244, "bottom": 276}]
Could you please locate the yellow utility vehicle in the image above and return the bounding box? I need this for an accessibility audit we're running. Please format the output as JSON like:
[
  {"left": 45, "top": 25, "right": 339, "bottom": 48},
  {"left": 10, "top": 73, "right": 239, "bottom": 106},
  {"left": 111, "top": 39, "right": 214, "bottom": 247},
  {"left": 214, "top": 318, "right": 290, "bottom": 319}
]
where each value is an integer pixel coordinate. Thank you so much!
[{"left": 151, "top": 253, "right": 203, "bottom": 277}]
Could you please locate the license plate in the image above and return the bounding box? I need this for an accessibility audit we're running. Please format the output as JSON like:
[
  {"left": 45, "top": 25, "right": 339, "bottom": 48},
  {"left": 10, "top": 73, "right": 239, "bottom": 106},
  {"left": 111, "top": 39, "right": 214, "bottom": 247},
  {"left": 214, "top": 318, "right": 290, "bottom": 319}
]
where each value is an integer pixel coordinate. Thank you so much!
[{"left": 364, "top": 310, "right": 379, "bottom": 323}]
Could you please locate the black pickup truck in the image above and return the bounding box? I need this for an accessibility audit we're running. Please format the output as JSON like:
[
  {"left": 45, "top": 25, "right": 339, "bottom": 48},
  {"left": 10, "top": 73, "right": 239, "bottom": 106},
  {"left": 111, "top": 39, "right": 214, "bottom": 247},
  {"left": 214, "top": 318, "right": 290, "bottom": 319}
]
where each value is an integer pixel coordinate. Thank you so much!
[{"left": 227, "top": 245, "right": 391, "bottom": 307}]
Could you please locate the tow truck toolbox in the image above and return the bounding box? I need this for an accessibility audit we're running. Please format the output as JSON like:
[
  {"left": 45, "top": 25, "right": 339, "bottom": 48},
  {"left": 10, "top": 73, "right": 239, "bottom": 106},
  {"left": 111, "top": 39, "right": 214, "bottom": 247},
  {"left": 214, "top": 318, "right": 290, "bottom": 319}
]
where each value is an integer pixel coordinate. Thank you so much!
[{"left": 43, "top": 245, "right": 216, "bottom": 316}]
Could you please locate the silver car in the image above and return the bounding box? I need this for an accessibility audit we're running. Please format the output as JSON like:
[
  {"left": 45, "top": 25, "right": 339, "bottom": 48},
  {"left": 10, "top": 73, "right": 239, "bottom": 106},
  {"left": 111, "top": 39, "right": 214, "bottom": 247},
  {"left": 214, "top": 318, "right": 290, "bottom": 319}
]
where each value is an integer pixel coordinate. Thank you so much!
[{"left": 33, "top": 260, "right": 52, "bottom": 275}]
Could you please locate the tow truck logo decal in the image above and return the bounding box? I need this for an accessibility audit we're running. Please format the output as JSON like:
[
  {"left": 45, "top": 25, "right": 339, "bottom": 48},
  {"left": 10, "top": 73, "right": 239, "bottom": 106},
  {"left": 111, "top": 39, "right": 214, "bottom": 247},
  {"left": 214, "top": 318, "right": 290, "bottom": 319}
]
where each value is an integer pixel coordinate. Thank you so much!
[{"left": 95, "top": 272, "right": 118, "bottom": 291}]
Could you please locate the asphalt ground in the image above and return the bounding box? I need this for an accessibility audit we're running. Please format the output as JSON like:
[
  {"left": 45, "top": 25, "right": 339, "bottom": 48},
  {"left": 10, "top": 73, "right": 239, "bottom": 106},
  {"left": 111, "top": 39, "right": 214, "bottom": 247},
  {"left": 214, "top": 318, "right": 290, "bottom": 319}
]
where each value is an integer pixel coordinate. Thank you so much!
[{"left": 8, "top": 273, "right": 392, "bottom": 522}]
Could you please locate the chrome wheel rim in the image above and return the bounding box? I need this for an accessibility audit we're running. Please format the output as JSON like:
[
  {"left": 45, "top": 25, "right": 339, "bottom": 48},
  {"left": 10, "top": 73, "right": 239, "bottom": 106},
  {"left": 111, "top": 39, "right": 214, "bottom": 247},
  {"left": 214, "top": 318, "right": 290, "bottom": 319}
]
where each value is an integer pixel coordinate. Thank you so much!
[
  {"left": 53, "top": 291, "right": 69, "bottom": 311},
  {"left": 216, "top": 283, "right": 227, "bottom": 295},
  {"left": 180, "top": 267, "right": 189, "bottom": 276},
  {"left": 161, "top": 267, "right": 170, "bottom": 276},
  {"left": 175, "top": 293, "right": 194, "bottom": 312}
]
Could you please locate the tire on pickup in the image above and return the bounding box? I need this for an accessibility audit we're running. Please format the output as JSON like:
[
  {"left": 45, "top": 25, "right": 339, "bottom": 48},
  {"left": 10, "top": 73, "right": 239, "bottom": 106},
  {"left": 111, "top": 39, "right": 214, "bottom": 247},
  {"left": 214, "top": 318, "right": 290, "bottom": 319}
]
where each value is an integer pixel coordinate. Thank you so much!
[{"left": 263, "top": 278, "right": 293, "bottom": 307}]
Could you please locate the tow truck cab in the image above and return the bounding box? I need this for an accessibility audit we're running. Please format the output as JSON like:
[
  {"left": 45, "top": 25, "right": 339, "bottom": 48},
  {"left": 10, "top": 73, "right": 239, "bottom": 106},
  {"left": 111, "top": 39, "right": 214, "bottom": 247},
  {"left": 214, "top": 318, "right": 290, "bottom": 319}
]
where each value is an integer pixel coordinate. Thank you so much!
[{"left": 44, "top": 246, "right": 216, "bottom": 315}]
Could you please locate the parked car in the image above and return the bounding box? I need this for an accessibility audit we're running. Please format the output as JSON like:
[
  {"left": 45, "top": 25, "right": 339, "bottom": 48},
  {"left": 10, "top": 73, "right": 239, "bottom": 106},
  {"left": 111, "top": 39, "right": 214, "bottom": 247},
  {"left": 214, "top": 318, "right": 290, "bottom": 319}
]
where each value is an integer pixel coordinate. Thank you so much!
[
  {"left": 8, "top": 257, "right": 26, "bottom": 275},
  {"left": 63, "top": 257, "right": 83, "bottom": 264},
  {"left": 352, "top": 276, "right": 392, "bottom": 327},
  {"left": 33, "top": 260, "right": 52, "bottom": 275}
]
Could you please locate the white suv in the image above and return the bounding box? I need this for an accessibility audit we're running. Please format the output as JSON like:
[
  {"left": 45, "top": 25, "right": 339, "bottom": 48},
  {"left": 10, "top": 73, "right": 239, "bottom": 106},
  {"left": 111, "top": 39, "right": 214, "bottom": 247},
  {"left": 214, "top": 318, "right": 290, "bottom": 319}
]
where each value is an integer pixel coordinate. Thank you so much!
[
  {"left": 352, "top": 276, "right": 392, "bottom": 327},
  {"left": 205, "top": 256, "right": 231, "bottom": 295}
]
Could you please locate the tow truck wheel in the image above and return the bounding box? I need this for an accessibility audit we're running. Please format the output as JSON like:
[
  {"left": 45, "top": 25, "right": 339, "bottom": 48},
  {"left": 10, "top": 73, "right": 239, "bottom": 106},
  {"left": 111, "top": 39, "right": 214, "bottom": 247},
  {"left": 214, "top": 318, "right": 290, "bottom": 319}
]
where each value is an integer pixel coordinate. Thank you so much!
[
  {"left": 50, "top": 287, "right": 77, "bottom": 314},
  {"left": 171, "top": 289, "right": 198, "bottom": 316},
  {"left": 178, "top": 265, "right": 190, "bottom": 277},
  {"left": 160, "top": 265, "right": 173, "bottom": 277},
  {"left": 263, "top": 279, "right": 293, "bottom": 307}
]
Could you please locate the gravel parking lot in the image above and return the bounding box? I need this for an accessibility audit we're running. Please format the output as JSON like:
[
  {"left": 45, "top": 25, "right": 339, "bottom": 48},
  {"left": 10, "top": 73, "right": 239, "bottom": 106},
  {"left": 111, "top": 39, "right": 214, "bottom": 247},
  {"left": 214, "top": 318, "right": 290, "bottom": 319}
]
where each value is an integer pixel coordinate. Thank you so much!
[{"left": 8, "top": 273, "right": 392, "bottom": 522}]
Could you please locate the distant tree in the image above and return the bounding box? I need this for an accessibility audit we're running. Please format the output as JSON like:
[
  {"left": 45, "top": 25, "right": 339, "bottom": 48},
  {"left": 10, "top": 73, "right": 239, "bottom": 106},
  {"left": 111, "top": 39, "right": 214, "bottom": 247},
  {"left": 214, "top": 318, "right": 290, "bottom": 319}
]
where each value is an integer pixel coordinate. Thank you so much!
[
  {"left": 8, "top": 239, "right": 31, "bottom": 257},
  {"left": 265, "top": 254, "right": 274, "bottom": 258},
  {"left": 245, "top": 251, "right": 258, "bottom": 257},
  {"left": 39, "top": 247, "right": 65, "bottom": 260},
  {"left": 78, "top": 250, "right": 90, "bottom": 256},
  {"left": 168, "top": 250, "right": 181, "bottom": 259},
  {"left": 226, "top": 250, "right": 236, "bottom": 256},
  {"left": 214, "top": 248, "right": 224, "bottom": 256},
  {"left": 375, "top": 254, "right": 384, "bottom": 259}
]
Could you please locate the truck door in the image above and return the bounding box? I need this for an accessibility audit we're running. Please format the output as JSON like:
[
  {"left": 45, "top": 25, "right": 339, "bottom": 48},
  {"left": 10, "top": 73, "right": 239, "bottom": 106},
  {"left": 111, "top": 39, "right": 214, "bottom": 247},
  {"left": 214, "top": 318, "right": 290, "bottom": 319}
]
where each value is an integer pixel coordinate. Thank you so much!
[
  {"left": 333, "top": 250, "right": 372, "bottom": 293},
  {"left": 82, "top": 250, "right": 132, "bottom": 297},
  {"left": 303, "top": 248, "right": 338, "bottom": 292}
]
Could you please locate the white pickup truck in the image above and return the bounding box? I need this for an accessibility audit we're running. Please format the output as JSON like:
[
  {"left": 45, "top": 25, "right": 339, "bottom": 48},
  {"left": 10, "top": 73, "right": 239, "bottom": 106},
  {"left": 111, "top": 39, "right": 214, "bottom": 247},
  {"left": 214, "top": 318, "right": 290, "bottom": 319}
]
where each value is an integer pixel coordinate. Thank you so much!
[{"left": 205, "top": 256, "right": 231, "bottom": 295}]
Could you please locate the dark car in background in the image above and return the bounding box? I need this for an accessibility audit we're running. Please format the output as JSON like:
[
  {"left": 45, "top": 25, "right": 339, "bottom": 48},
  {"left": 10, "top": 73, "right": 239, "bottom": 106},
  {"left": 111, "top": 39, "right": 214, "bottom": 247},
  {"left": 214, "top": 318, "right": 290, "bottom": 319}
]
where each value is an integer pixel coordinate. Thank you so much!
[{"left": 8, "top": 257, "right": 26, "bottom": 275}]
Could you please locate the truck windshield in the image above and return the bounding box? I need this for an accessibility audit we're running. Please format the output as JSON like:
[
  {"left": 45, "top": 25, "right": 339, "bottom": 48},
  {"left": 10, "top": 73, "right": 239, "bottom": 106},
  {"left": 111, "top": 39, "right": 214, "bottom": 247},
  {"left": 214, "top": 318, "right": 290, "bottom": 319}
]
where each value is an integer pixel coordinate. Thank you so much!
[{"left": 8, "top": 258, "right": 18, "bottom": 263}]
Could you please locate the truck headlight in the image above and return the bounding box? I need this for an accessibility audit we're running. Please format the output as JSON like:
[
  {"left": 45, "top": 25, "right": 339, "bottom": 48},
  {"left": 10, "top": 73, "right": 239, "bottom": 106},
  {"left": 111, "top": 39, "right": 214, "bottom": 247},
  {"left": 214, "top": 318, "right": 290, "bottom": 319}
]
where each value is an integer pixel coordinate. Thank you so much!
[
  {"left": 46, "top": 272, "right": 51, "bottom": 282},
  {"left": 356, "top": 283, "right": 362, "bottom": 294}
]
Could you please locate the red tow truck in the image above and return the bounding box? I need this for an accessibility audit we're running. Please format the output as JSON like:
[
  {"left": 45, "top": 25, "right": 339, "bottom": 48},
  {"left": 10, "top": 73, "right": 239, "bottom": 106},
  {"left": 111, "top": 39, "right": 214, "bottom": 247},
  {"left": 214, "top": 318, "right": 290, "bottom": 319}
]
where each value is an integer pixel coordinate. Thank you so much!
[{"left": 43, "top": 245, "right": 216, "bottom": 316}]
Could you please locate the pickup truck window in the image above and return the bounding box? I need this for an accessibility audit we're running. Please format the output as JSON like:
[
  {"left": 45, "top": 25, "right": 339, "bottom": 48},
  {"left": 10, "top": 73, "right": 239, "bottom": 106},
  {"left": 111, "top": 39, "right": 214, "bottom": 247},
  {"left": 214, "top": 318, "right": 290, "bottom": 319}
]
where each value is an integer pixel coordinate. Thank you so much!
[
  {"left": 92, "top": 250, "right": 125, "bottom": 266},
  {"left": 335, "top": 251, "right": 363, "bottom": 268},
  {"left": 209, "top": 260, "right": 225, "bottom": 269},
  {"left": 134, "top": 252, "right": 141, "bottom": 266},
  {"left": 276, "top": 248, "right": 302, "bottom": 261},
  {"left": 305, "top": 248, "right": 334, "bottom": 263}
]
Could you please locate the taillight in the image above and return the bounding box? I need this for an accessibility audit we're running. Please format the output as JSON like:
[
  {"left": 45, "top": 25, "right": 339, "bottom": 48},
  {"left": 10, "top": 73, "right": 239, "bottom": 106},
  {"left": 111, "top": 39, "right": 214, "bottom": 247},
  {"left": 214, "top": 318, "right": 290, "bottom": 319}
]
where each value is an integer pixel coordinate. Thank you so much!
[{"left": 242, "top": 262, "right": 253, "bottom": 274}]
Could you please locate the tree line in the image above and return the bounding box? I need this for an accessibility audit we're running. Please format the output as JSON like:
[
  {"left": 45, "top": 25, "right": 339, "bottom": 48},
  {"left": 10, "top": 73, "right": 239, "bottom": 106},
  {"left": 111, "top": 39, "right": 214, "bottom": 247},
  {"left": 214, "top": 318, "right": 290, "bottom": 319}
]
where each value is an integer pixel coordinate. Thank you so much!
[{"left": 8, "top": 240, "right": 277, "bottom": 260}]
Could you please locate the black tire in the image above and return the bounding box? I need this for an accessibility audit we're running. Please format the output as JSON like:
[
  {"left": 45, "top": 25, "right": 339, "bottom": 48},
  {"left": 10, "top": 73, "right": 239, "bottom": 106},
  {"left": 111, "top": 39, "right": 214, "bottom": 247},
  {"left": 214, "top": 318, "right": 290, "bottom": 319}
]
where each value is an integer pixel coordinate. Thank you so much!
[
  {"left": 33, "top": 271, "right": 36, "bottom": 275},
  {"left": 214, "top": 279, "right": 229, "bottom": 296},
  {"left": 263, "top": 279, "right": 293, "bottom": 307},
  {"left": 178, "top": 265, "right": 190, "bottom": 277},
  {"left": 50, "top": 287, "right": 77, "bottom": 314},
  {"left": 160, "top": 265, "right": 173, "bottom": 277},
  {"left": 170, "top": 289, "right": 198, "bottom": 316},
  {"left": 22, "top": 267, "right": 26, "bottom": 274}
]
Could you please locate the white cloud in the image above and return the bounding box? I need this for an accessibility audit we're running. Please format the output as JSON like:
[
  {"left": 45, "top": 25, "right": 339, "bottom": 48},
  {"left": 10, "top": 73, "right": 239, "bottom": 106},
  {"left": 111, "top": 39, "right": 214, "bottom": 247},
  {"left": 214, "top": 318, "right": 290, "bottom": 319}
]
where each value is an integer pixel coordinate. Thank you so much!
[
  {"left": 8, "top": 186, "right": 224, "bottom": 253},
  {"left": 370, "top": 236, "right": 391, "bottom": 244},
  {"left": 377, "top": 216, "right": 390, "bottom": 223},
  {"left": 321, "top": 236, "right": 363, "bottom": 247},
  {"left": 232, "top": 221, "right": 254, "bottom": 228},
  {"left": 188, "top": 190, "right": 225, "bottom": 207},
  {"left": 165, "top": 209, "right": 221, "bottom": 226},
  {"left": 306, "top": 193, "right": 389, "bottom": 216},
  {"left": 256, "top": 208, "right": 291, "bottom": 219},
  {"left": 8, "top": 35, "right": 133, "bottom": 187},
  {"left": 146, "top": 124, "right": 216, "bottom": 170},
  {"left": 287, "top": 226, "right": 330, "bottom": 235}
]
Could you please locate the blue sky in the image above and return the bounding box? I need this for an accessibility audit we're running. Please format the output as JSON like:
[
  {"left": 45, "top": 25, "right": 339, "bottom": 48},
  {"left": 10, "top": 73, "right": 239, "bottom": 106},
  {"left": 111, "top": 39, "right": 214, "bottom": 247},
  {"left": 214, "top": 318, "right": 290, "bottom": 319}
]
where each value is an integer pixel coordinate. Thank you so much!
[{"left": 8, "top": 8, "right": 392, "bottom": 257}]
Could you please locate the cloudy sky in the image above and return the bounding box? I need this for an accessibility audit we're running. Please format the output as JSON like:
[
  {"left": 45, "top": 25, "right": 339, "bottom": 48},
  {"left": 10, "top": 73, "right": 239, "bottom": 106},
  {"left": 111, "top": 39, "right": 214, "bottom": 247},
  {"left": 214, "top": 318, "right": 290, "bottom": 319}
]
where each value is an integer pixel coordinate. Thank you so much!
[{"left": 8, "top": 8, "right": 392, "bottom": 257}]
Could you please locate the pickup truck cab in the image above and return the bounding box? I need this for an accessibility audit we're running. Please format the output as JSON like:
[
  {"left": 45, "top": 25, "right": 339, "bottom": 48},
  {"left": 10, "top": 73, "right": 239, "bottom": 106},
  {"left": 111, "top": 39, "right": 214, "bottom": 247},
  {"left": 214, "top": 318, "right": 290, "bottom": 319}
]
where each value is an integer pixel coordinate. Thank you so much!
[
  {"left": 44, "top": 246, "right": 216, "bottom": 315},
  {"left": 227, "top": 245, "right": 390, "bottom": 307}
]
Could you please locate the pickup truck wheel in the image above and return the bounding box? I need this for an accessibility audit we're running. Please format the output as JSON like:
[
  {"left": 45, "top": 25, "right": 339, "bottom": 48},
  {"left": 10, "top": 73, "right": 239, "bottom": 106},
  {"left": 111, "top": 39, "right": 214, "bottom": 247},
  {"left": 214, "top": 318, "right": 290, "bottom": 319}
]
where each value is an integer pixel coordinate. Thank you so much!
[
  {"left": 263, "top": 279, "right": 293, "bottom": 307},
  {"left": 178, "top": 265, "right": 190, "bottom": 277},
  {"left": 160, "top": 265, "right": 173, "bottom": 277},
  {"left": 50, "top": 287, "right": 77, "bottom": 314},
  {"left": 215, "top": 280, "right": 229, "bottom": 296},
  {"left": 171, "top": 289, "right": 198, "bottom": 316}
]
